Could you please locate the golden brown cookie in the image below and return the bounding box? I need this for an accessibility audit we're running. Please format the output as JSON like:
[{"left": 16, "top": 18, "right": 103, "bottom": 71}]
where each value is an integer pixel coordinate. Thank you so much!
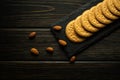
[
  {"left": 65, "top": 20, "right": 85, "bottom": 43},
  {"left": 81, "top": 10, "right": 99, "bottom": 32},
  {"left": 113, "top": 0, "right": 120, "bottom": 11},
  {"left": 88, "top": 6, "right": 105, "bottom": 28},
  {"left": 107, "top": 0, "right": 120, "bottom": 16},
  {"left": 95, "top": 3, "right": 112, "bottom": 24},
  {"left": 101, "top": 0, "right": 118, "bottom": 20},
  {"left": 74, "top": 15, "right": 92, "bottom": 37}
]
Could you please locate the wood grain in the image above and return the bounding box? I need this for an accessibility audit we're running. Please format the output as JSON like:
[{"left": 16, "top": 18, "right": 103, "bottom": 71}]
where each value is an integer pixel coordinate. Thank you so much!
[
  {"left": 1, "top": 0, "right": 88, "bottom": 28},
  {"left": 1, "top": 61, "right": 120, "bottom": 80},
  {"left": 0, "top": 0, "right": 120, "bottom": 79},
  {"left": 0, "top": 28, "right": 119, "bottom": 61}
]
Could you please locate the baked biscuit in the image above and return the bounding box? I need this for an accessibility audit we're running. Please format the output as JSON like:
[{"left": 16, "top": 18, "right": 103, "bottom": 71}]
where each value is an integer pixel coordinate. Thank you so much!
[
  {"left": 65, "top": 20, "right": 85, "bottom": 42},
  {"left": 107, "top": 0, "right": 120, "bottom": 16},
  {"left": 74, "top": 15, "right": 92, "bottom": 37},
  {"left": 108, "top": 0, "right": 120, "bottom": 16},
  {"left": 113, "top": 0, "right": 120, "bottom": 11},
  {"left": 81, "top": 10, "right": 99, "bottom": 32},
  {"left": 101, "top": 0, "right": 118, "bottom": 20},
  {"left": 95, "top": 3, "right": 112, "bottom": 24},
  {"left": 88, "top": 7, "right": 105, "bottom": 28}
]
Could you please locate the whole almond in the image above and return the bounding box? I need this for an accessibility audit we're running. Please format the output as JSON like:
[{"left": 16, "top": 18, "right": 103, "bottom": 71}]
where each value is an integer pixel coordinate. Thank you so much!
[
  {"left": 30, "top": 48, "right": 39, "bottom": 55},
  {"left": 58, "top": 40, "right": 67, "bottom": 46},
  {"left": 46, "top": 47, "right": 54, "bottom": 53},
  {"left": 70, "top": 56, "right": 76, "bottom": 63},
  {"left": 53, "top": 26, "right": 62, "bottom": 31},
  {"left": 29, "top": 32, "right": 36, "bottom": 39}
]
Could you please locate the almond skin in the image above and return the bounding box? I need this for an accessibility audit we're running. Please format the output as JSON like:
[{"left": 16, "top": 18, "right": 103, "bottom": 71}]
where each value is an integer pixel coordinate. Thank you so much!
[
  {"left": 29, "top": 32, "right": 36, "bottom": 39},
  {"left": 70, "top": 56, "right": 76, "bottom": 63},
  {"left": 58, "top": 40, "right": 67, "bottom": 46},
  {"left": 30, "top": 48, "right": 39, "bottom": 55},
  {"left": 53, "top": 26, "right": 62, "bottom": 31},
  {"left": 46, "top": 47, "right": 54, "bottom": 53}
]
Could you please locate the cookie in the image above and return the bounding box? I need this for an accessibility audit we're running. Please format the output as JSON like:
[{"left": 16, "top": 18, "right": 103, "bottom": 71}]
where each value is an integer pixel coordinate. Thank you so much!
[
  {"left": 101, "top": 0, "right": 118, "bottom": 20},
  {"left": 65, "top": 20, "right": 85, "bottom": 42},
  {"left": 81, "top": 10, "right": 99, "bottom": 32},
  {"left": 95, "top": 3, "right": 112, "bottom": 24},
  {"left": 74, "top": 15, "right": 92, "bottom": 37},
  {"left": 88, "top": 6, "right": 105, "bottom": 28},
  {"left": 107, "top": 0, "right": 120, "bottom": 16},
  {"left": 113, "top": 0, "right": 120, "bottom": 11}
]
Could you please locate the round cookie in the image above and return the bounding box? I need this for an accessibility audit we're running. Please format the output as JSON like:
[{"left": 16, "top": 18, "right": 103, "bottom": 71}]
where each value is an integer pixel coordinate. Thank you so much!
[
  {"left": 94, "top": 3, "right": 112, "bottom": 24},
  {"left": 113, "top": 0, "right": 120, "bottom": 11},
  {"left": 81, "top": 10, "right": 99, "bottom": 32},
  {"left": 88, "top": 6, "right": 105, "bottom": 28},
  {"left": 74, "top": 15, "right": 92, "bottom": 37},
  {"left": 65, "top": 20, "right": 85, "bottom": 43},
  {"left": 101, "top": 0, "right": 118, "bottom": 20},
  {"left": 107, "top": 0, "right": 120, "bottom": 16}
]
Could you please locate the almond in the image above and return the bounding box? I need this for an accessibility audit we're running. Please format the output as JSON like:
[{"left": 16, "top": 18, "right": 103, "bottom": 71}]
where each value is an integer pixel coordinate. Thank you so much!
[
  {"left": 53, "top": 26, "right": 62, "bottom": 31},
  {"left": 29, "top": 32, "right": 36, "bottom": 39},
  {"left": 46, "top": 47, "right": 54, "bottom": 53},
  {"left": 70, "top": 56, "right": 76, "bottom": 63},
  {"left": 30, "top": 48, "right": 39, "bottom": 55},
  {"left": 58, "top": 40, "right": 67, "bottom": 46}
]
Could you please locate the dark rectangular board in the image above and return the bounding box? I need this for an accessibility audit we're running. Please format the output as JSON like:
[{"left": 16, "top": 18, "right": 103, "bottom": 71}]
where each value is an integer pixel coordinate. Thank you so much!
[{"left": 51, "top": 0, "right": 120, "bottom": 58}]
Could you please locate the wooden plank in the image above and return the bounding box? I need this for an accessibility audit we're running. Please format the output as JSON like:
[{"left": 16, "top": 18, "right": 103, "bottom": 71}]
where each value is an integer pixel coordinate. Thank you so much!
[
  {"left": 0, "top": 28, "right": 120, "bottom": 61},
  {"left": 0, "top": 28, "right": 67, "bottom": 61},
  {"left": 0, "top": 0, "right": 120, "bottom": 79},
  {"left": 0, "top": 61, "right": 120, "bottom": 80},
  {"left": 1, "top": 0, "right": 90, "bottom": 28}
]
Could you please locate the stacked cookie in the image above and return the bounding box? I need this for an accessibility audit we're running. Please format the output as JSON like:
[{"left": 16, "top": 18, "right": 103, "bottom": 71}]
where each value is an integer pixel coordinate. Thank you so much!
[{"left": 65, "top": 0, "right": 120, "bottom": 43}]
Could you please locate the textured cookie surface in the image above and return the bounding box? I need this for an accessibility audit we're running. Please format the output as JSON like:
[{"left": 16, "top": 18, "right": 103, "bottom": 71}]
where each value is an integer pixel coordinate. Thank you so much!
[
  {"left": 74, "top": 15, "right": 92, "bottom": 37},
  {"left": 88, "top": 7, "right": 105, "bottom": 28},
  {"left": 81, "top": 10, "right": 99, "bottom": 32},
  {"left": 113, "top": 0, "right": 120, "bottom": 11},
  {"left": 107, "top": 0, "right": 120, "bottom": 16},
  {"left": 101, "top": 0, "right": 118, "bottom": 20},
  {"left": 65, "top": 20, "right": 85, "bottom": 42},
  {"left": 95, "top": 3, "right": 112, "bottom": 24}
]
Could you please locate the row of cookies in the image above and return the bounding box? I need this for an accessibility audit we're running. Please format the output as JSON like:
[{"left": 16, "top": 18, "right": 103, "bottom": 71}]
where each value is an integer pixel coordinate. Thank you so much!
[{"left": 65, "top": 0, "right": 120, "bottom": 43}]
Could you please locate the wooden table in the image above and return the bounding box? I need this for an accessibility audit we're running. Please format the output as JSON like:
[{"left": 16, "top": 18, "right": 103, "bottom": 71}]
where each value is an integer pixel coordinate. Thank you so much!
[{"left": 0, "top": 0, "right": 120, "bottom": 79}]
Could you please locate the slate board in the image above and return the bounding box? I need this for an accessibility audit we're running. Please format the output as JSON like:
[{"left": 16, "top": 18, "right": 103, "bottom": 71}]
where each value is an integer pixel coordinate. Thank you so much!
[{"left": 51, "top": 0, "right": 120, "bottom": 58}]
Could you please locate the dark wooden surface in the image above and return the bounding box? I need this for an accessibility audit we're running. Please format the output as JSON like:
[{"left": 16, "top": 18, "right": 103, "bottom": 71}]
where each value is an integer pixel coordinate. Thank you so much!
[{"left": 0, "top": 0, "right": 120, "bottom": 79}]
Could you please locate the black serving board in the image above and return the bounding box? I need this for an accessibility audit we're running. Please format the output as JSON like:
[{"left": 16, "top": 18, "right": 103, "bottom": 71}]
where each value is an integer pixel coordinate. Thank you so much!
[{"left": 51, "top": 0, "right": 120, "bottom": 58}]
